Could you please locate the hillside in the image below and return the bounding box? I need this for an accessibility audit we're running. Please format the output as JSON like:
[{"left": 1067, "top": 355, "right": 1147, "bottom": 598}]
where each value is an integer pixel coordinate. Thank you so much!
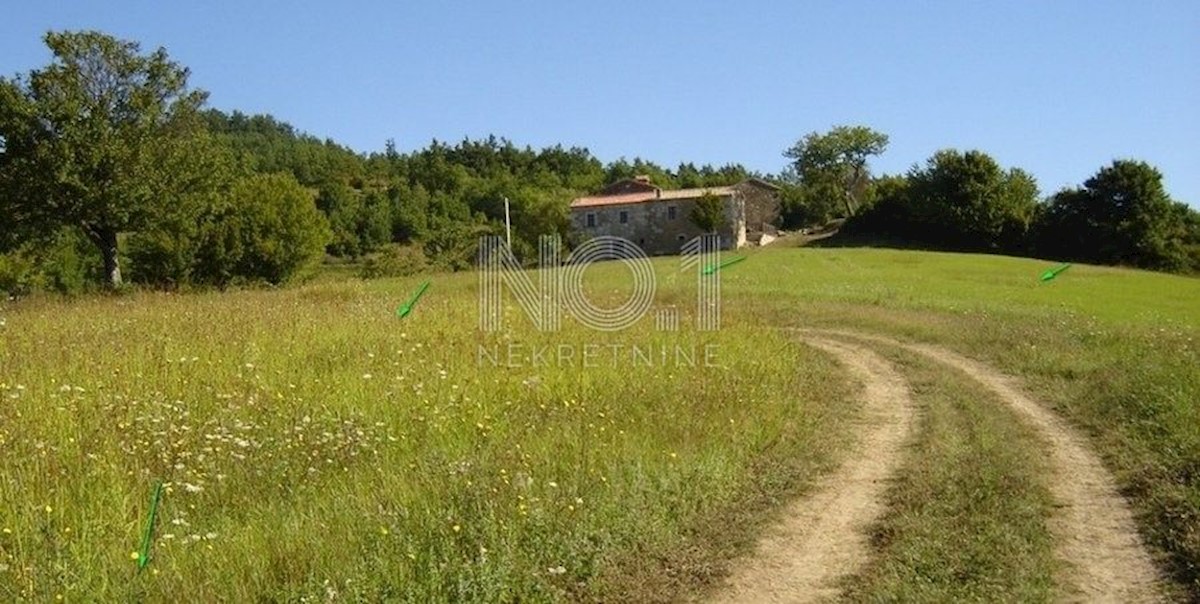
[{"left": 1, "top": 246, "right": 1197, "bottom": 600}]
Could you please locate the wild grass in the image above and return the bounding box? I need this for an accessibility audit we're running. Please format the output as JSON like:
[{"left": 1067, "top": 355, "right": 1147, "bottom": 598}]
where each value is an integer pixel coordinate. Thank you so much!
[
  {"left": 0, "top": 262, "right": 853, "bottom": 601},
  {"left": 841, "top": 349, "right": 1057, "bottom": 602},
  {"left": 737, "top": 245, "right": 1200, "bottom": 598},
  {"left": 2, "top": 244, "right": 1197, "bottom": 599}
]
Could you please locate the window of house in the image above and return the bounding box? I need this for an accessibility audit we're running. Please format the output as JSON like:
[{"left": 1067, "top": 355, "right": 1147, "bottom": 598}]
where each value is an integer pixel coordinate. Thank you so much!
[
  {"left": 619, "top": 210, "right": 628, "bottom": 224},
  {"left": 586, "top": 213, "right": 596, "bottom": 227},
  {"left": 667, "top": 205, "right": 677, "bottom": 220}
]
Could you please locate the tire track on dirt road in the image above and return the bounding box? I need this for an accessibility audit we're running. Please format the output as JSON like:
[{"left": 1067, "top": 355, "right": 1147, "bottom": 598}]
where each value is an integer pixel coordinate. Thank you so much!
[
  {"left": 799, "top": 328, "right": 1164, "bottom": 603},
  {"left": 708, "top": 337, "right": 915, "bottom": 604}
]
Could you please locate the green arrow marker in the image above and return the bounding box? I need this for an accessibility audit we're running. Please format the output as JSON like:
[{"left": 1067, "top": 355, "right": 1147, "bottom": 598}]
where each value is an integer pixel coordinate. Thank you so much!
[
  {"left": 1040, "top": 263, "right": 1071, "bottom": 282},
  {"left": 702, "top": 255, "right": 746, "bottom": 275},
  {"left": 396, "top": 280, "right": 431, "bottom": 318},
  {"left": 137, "top": 481, "right": 164, "bottom": 571}
]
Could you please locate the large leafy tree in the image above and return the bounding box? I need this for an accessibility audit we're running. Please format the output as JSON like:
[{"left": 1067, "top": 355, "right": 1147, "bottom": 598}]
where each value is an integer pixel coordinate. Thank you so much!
[
  {"left": 841, "top": 150, "right": 1039, "bottom": 253},
  {"left": 1035, "top": 160, "right": 1192, "bottom": 270},
  {"left": 784, "top": 125, "right": 889, "bottom": 217},
  {"left": 906, "top": 149, "right": 1039, "bottom": 251},
  {"left": 0, "top": 30, "right": 211, "bottom": 287}
]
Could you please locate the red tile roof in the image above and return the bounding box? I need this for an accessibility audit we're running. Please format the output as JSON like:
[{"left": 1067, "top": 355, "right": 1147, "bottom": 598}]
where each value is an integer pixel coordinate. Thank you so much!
[
  {"left": 570, "top": 191, "right": 656, "bottom": 208},
  {"left": 570, "top": 186, "right": 735, "bottom": 208},
  {"left": 658, "top": 186, "right": 735, "bottom": 200}
]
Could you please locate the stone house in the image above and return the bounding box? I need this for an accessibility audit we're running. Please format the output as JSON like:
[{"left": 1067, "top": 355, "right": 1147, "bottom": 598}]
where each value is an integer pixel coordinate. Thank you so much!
[{"left": 569, "top": 176, "right": 780, "bottom": 255}]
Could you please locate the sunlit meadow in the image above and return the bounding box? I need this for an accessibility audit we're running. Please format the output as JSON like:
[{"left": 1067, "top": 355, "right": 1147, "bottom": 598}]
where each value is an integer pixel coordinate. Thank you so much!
[
  {"left": 0, "top": 258, "right": 852, "bottom": 601},
  {"left": 3, "top": 244, "right": 1198, "bottom": 600}
]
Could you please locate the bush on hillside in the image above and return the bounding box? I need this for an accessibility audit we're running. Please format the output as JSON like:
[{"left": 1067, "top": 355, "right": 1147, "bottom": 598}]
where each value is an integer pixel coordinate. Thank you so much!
[
  {"left": 1032, "top": 160, "right": 1197, "bottom": 272},
  {"left": 198, "top": 173, "right": 332, "bottom": 285},
  {"left": 130, "top": 172, "right": 331, "bottom": 288},
  {"left": 0, "top": 231, "right": 97, "bottom": 296},
  {"left": 359, "top": 243, "right": 430, "bottom": 279}
]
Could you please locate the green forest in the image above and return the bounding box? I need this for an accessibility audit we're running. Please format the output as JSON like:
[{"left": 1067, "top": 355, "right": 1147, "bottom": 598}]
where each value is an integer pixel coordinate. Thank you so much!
[{"left": 2, "top": 31, "right": 1198, "bottom": 295}]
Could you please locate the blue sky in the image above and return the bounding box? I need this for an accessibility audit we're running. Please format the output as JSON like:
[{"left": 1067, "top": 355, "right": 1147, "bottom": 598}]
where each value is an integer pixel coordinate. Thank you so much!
[{"left": 3, "top": 1, "right": 1197, "bottom": 204}]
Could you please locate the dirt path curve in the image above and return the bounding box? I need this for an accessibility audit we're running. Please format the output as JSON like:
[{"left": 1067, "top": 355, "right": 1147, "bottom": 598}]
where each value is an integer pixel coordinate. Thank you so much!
[
  {"left": 708, "top": 337, "right": 915, "bottom": 604},
  {"left": 798, "top": 328, "right": 1163, "bottom": 603}
]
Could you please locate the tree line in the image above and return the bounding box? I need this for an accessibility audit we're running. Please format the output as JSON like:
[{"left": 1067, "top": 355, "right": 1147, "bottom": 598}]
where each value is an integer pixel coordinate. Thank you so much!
[
  {"left": 779, "top": 126, "right": 1200, "bottom": 273},
  {"left": 2, "top": 31, "right": 1197, "bottom": 296},
  {"left": 0, "top": 31, "right": 757, "bottom": 294}
]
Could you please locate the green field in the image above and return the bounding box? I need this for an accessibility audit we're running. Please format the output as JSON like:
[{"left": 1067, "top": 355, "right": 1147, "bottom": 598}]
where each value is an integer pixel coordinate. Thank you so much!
[{"left": 1, "top": 244, "right": 1197, "bottom": 601}]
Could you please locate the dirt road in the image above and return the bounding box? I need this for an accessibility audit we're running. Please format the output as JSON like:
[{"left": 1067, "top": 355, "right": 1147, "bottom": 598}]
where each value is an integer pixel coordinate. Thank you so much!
[
  {"left": 709, "top": 337, "right": 915, "bottom": 603},
  {"left": 710, "top": 329, "right": 1162, "bottom": 603}
]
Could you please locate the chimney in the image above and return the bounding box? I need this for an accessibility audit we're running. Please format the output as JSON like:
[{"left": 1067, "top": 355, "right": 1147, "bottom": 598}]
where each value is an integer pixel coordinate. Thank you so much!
[{"left": 634, "top": 174, "right": 651, "bottom": 185}]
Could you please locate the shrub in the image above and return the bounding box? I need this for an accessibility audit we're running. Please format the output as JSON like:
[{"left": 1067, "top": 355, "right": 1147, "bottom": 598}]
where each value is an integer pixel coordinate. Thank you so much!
[
  {"left": 0, "top": 231, "right": 96, "bottom": 296},
  {"left": 127, "top": 173, "right": 331, "bottom": 288},
  {"left": 359, "top": 243, "right": 430, "bottom": 279},
  {"left": 0, "top": 250, "right": 37, "bottom": 297},
  {"left": 129, "top": 222, "right": 200, "bottom": 288},
  {"left": 689, "top": 191, "right": 728, "bottom": 233},
  {"left": 196, "top": 173, "right": 332, "bottom": 285}
]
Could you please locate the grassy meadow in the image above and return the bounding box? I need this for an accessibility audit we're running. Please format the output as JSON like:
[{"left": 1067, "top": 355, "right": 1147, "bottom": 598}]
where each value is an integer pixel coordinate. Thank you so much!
[
  {"left": 1, "top": 242, "right": 1198, "bottom": 600},
  {"left": 735, "top": 244, "right": 1200, "bottom": 599},
  {"left": 0, "top": 259, "right": 855, "bottom": 601}
]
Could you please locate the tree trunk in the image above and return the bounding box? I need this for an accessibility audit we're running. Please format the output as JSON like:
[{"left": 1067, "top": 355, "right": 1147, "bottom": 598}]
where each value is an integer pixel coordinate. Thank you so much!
[
  {"left": 99, "top": 229, "right": 122, "bottom": 288},
  {"left": 842, "top": 165, "right": 864, "bottom": 217},
  {"left": 841, "top": 189, "right": 857, "bottom": 217}
]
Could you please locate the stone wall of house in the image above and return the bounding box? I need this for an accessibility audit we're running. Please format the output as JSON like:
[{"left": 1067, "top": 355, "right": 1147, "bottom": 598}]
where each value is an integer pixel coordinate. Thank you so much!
[
  {"left": 571, "top": 193, "right": 745, "bottom": 255},
  {"left": 726, "top": 194, "right": 748, "bottom": 248},
  {"left": 734, "top": 180, "right": 782, "bottom": 236}
]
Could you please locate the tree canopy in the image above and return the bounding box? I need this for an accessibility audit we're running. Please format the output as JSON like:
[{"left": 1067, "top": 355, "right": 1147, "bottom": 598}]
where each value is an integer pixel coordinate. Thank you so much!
[
  {"left": 784, "top": 125, "right": 889, "bottom": 217},
  {"left": 1, "top": 31, "right": 760, "bottom": 293},
  {"left": 1034, "top": 160, "right": 1196, "bottom": 271},
  {"left": 906, "top": 150, "right": 1040, "bottom": 251},
  {"left": 842, "top": 152, "right": 1199, "bottom": 272},
  {"left": 0, "top": 30, "right": 213, "bottom": 286},
  {"left": 3, "top": 30, "right": 1197, "bottom": 294}
]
